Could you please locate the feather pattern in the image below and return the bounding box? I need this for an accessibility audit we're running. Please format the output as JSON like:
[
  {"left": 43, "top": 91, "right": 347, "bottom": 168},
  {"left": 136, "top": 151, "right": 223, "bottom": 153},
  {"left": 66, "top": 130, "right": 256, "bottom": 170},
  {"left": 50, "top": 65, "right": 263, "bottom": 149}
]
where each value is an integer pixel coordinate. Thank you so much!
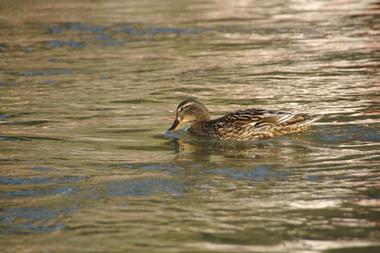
[{"left": 169, "top": 99, "right": 322, "bottom": 141}]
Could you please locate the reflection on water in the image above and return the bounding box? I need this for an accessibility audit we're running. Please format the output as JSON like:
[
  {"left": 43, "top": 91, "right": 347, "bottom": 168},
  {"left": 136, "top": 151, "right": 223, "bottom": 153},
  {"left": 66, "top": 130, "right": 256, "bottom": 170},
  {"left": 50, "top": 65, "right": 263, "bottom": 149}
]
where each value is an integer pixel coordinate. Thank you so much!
[{"left": 0, "top": 0, "right": 380, "bottom": 252}]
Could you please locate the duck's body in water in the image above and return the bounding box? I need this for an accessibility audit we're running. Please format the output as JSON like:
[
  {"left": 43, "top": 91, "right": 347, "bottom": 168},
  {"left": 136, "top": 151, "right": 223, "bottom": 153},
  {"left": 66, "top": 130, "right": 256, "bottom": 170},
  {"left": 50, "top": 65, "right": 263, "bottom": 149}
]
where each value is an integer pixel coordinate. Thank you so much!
[{"left": 168, "top": 99, "right": 322, "bottom": 141}]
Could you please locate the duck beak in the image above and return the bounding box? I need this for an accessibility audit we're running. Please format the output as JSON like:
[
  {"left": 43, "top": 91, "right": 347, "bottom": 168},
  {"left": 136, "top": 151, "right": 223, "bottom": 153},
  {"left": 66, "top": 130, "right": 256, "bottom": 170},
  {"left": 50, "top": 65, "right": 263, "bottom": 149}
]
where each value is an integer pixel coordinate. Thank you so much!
[{"left": 168, "top": 118, "right": 182, "bottom": 131}]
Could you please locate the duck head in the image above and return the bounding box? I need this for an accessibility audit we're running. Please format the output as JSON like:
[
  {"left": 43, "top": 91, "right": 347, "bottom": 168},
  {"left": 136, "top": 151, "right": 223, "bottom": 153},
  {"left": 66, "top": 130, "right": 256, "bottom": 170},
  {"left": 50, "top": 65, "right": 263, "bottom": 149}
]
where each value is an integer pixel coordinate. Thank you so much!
[{"left": 168, "top": 99, "right": 210, "bottom": 131}]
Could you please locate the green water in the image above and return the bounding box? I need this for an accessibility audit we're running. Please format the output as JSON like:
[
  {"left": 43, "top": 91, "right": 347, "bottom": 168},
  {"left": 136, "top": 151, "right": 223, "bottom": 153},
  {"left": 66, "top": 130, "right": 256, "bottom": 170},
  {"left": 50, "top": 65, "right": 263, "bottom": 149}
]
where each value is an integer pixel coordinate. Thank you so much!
[{"left": 0, "top": 0, "right": 379, "bottom": 252}]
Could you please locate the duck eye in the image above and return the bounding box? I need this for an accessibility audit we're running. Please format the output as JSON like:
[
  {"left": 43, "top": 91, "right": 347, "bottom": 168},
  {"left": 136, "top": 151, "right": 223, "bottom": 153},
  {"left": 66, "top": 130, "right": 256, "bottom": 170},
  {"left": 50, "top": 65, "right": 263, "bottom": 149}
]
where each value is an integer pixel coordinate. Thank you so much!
[{"left": 178, "top": 107, "right": 184, "bottom": 112}]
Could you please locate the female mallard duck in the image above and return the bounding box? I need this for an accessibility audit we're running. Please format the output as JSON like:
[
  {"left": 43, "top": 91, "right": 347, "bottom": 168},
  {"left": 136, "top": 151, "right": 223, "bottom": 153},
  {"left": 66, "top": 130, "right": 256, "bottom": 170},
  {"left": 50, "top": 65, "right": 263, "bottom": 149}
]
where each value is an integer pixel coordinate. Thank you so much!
[{"left": 168, "top": 99, "right": 322, "bottom": 140}]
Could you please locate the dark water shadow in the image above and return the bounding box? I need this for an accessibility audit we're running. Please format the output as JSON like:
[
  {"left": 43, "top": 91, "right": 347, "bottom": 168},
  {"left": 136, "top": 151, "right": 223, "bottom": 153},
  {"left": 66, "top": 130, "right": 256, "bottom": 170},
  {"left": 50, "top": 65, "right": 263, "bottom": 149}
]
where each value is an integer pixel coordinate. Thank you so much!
[
  {"left": 163, "top": 129, "right": 317, "bottom": 162},
  {"left": 0, "top": 206, "right": 72, "bottom": 233}
]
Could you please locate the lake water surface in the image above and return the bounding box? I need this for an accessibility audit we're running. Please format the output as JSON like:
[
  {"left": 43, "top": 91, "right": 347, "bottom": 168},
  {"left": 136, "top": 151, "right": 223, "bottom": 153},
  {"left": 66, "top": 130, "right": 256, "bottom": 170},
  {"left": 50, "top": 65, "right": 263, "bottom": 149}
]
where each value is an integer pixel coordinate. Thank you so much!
[{"left": 1, "top": 0, "right": 380, "bottom": 252}]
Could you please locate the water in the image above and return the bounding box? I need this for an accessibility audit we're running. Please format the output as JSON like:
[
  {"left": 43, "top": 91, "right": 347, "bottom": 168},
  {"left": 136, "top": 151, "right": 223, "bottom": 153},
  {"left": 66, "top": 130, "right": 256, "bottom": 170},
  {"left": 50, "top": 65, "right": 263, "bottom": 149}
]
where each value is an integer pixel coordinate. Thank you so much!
[{"left": 1, "top": 0, "right": 379, "bottom": 252}]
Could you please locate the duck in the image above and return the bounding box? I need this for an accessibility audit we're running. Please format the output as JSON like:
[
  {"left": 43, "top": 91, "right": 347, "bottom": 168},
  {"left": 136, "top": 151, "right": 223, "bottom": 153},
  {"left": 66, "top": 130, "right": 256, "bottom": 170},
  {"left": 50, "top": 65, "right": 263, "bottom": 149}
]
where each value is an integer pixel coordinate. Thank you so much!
[{"left": 168, "top": 99, "right": 322, "bottom": 140}]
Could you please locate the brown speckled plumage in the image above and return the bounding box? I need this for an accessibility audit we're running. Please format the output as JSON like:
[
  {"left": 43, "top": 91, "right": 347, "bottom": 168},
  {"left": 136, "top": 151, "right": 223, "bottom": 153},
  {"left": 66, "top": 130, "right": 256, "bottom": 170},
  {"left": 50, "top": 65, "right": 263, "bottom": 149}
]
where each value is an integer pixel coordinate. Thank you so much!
[{"left": 168, "top": 99, "right": 322, "bottom": 141}]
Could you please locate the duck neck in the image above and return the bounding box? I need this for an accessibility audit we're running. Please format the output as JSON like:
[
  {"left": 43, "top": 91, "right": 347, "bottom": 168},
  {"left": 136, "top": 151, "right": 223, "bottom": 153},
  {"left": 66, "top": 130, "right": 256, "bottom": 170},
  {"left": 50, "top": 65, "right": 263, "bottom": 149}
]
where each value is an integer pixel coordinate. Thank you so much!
[
  {"left": 197, "top": 114, "right": 210, "bottom": 122},
  {"left": 195, "top": 108, "right": 210, "bottom": 122},
  {"left": 189, "top": 121, "right": 208, "bottom": 136},
  {"left": 188, "top": 103, "right": 210, "bottom": 134}
]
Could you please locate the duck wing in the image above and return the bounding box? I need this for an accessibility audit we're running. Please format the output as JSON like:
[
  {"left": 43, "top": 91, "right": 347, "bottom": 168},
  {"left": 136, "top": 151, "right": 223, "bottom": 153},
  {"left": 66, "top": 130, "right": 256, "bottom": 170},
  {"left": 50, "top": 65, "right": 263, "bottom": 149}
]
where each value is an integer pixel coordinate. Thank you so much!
[{"left": 210, "top": 109, "right": 321, "bottom": 140}]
